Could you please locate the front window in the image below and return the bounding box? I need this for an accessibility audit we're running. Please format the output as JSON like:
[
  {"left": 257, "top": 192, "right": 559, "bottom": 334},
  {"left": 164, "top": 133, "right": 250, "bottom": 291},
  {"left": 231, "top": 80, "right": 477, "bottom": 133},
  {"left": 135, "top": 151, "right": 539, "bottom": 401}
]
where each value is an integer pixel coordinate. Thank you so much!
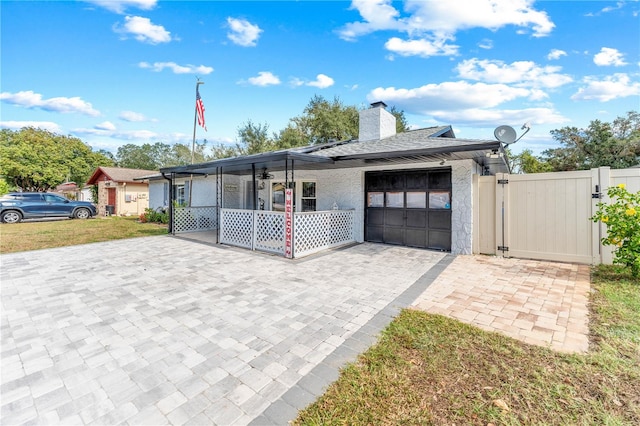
[{"left": 301, "top": 181, "right": 316, "bottom": 212}]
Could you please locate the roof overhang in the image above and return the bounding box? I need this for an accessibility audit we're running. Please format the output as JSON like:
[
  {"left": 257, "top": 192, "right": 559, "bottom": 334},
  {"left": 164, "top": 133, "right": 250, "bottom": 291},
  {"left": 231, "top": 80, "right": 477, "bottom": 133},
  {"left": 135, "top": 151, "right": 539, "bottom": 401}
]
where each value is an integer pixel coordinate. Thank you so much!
[{"left": 160, "top": 151, "right": 335, "bottom": 176}]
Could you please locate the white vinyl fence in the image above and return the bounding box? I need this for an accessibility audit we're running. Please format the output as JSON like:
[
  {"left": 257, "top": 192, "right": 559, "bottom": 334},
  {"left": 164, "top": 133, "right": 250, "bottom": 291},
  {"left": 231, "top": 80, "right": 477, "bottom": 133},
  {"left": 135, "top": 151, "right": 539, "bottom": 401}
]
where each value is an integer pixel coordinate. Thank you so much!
[{"left": 474, "top": 166, "right": 640, "bottom": 264}]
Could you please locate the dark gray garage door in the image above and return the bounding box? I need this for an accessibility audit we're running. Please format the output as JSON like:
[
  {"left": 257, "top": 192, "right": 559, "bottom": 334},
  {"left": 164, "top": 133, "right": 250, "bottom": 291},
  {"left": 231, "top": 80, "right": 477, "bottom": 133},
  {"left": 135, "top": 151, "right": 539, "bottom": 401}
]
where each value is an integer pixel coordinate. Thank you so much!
[{"left": 365, "top": 169, "right": 452, "bottom": 251}]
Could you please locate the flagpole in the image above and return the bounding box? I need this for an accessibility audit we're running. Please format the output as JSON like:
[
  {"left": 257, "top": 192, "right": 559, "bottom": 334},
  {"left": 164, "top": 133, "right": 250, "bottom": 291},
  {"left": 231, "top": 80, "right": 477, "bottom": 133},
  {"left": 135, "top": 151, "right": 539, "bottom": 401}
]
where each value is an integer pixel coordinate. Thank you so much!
[{"left": 189, "top": 80, "right": 204, "bottom": 207}]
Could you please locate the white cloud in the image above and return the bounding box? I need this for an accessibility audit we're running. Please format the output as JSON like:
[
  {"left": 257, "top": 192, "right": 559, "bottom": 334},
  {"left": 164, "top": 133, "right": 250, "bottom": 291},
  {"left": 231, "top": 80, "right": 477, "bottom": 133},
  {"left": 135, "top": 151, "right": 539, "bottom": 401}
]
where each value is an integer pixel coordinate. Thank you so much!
[
  {"left": 339, "top": 0, "right": 555, "bottom": 58},
  {"left": 456, "top": 59, "right": 573, "bottom": 88},
  {"left": 427, "top": 107, "right": 569, "bottom": 127},
  {"left": 138, "top": 61, "right": 213, "bottom": 74},
  {"left": 368, "top": 81, "right": 531, "bottom": 112},
  {"left": 571, "top": 73, "right": 640, "bottom": 102},
  {"left": 547, "top": 49, "right": 567, "bottom": 60},
  {"left": 0, "top": 90, "right": 100, "bottom": 116},
  {"left": 339, "top": 0, "right": 403, "bottom": 41},
  {"left": 227, "top": 17, "right": 262, "bottom": 47},
  {"left": 593, "top": 47, "right": 627, "bottom": 66},
  {"left": 95, "top": 121, "right": 116, "bottom": 131},
  {"left": 113, "top": 16, "right": 172, "bottom": 44},
  {"left": 0, "top": 121, "right": 62, "bottom": 133},
  {"left": 73, "top": 127, "right": 158, "bottom": 140},
  {"left": 247, "top": 72, "right": 281, "bottom": 86},
  {"left": 384, "top": 37, "right": 459, "bottom": 57},
  {"left": 84, "top": 0, "right": 156, "bottom": 14},
  {"left": 478, "top": 39, "right": 493, "bottom": 50},
  {"left": 119, "top": 111, "right": 147, "bottom": 122},
  {"left": 306, "top": 74, "right": 335, "bottom": 88}
]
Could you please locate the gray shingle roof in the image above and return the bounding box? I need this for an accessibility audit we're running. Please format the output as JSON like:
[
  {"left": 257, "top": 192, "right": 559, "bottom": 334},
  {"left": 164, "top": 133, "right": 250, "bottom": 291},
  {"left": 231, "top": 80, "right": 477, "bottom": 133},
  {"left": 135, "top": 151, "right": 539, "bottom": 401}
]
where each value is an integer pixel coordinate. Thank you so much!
[{"left": 307, "top": 127, "right": 497, "bottom": 159}]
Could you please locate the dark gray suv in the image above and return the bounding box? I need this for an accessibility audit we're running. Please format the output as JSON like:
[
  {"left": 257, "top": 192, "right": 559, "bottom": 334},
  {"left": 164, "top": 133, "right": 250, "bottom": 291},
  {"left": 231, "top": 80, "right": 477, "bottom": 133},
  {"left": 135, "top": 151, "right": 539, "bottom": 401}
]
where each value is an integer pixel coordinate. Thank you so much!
[{"left": 0, "top": 192, "right": 97, "bottom": 223}]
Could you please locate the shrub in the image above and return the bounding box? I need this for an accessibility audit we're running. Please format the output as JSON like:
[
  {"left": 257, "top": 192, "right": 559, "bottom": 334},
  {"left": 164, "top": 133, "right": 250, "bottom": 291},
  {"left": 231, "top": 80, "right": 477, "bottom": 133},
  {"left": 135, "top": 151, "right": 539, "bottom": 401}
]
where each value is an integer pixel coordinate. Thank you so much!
[
  {"left": 139, "top": 208, "right": 169, "bottom": 224},
  {"left": 591, "top": 183, "right": 640, "bottom": 278}
]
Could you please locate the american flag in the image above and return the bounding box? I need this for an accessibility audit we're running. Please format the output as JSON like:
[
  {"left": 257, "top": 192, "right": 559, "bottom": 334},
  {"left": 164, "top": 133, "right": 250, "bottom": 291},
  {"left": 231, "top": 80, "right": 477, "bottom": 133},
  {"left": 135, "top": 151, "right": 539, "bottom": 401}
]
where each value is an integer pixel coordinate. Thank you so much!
[{"left": 196, "top": 86, "right": 207, "bottom": 131}]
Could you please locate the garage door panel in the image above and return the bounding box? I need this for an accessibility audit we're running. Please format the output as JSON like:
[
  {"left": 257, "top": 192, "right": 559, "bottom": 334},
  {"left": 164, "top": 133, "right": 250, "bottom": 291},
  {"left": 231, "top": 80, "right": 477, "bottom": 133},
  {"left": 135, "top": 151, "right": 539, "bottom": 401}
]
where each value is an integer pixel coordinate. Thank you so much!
[
  {"left": 385, "top": 210, "right": 404, "bottom": 226},
  {"left": 384, "top": 227, "right": 404, "bottom": 245},
  {"left": 366, "top": 226, "right": 384, "bottom": 242},
  {"left": 429, "top": 230, "right": 451, "bottom": 251},
  {"left": 367, "top": 209, "right": 384, "bottom": 226},
  {"left": 406, "top": 210, "right": 426, "bottom": 227},
  {"left": 405, "top": 229, "right": 427, "bottom": 248},
  {"left": 429, "top": 211, "right": 451, "bottom": 230}
]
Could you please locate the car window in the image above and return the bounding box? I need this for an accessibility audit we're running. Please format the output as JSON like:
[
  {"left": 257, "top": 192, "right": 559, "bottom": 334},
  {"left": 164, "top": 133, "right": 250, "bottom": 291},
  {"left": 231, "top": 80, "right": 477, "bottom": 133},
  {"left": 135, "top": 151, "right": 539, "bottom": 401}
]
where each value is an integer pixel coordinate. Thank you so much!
[
  {"left": 44, "top": 194, "right": 66, "bottom": 203},
  {"left": 22, "top": 194, "right": 44, "bottom": 201}
]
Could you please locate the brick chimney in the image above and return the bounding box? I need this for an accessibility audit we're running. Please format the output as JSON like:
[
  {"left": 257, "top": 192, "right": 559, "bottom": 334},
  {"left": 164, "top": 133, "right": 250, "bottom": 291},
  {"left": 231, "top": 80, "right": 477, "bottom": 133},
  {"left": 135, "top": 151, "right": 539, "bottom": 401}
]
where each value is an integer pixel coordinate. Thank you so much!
[{"left": 358, "top": 101, "right": 397, "bottom": 141}]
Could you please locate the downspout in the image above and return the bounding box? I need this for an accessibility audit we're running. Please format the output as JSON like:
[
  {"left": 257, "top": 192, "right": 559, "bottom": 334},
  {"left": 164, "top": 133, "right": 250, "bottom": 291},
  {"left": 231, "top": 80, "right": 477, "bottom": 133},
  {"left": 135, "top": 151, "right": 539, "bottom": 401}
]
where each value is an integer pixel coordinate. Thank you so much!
[{"left": 162, "top": 172, "right": 174, "bottom": 234}]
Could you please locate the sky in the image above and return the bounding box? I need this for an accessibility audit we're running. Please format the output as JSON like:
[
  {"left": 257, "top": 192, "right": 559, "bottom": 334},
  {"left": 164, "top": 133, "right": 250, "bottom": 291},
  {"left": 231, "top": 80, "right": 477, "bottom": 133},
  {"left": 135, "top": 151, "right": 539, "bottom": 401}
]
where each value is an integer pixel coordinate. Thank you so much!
[{"left": 1, "top": 0, "right": 639, "bottom": 156}]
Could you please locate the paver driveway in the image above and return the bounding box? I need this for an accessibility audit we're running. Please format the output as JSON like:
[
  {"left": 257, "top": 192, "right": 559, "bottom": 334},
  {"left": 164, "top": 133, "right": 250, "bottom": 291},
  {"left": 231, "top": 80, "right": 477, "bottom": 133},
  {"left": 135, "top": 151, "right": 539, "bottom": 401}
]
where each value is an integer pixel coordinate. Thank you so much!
[{"left": 1, "top": 237, "right": 449, "bottom": 425}]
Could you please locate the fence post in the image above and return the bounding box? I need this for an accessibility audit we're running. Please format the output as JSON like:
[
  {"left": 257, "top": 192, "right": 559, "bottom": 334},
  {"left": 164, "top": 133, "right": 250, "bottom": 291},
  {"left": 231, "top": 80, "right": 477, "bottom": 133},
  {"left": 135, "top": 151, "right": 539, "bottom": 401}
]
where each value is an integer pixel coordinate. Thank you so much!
[
  {"left": 598, "top": 167, "right": 613, "bottom": 265},
  {"left": 495, "top": 173, "right": 509, "bottom": 258}
]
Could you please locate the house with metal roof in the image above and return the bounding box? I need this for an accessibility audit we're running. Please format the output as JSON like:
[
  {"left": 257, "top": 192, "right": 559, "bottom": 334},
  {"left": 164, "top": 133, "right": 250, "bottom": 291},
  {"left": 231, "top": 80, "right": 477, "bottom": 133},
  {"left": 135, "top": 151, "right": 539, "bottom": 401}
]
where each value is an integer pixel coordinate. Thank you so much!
[{"left": 158, "top": 102, "right": 510, "bottom": 258}]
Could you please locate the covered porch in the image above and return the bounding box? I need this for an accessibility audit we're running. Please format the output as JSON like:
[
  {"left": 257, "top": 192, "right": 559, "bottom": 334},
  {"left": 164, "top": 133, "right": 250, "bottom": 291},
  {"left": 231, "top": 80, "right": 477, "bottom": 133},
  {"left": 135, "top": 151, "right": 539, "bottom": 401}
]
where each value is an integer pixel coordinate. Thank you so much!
[{"left": 161, "top": 150, "right": 357, "bottom": 258}]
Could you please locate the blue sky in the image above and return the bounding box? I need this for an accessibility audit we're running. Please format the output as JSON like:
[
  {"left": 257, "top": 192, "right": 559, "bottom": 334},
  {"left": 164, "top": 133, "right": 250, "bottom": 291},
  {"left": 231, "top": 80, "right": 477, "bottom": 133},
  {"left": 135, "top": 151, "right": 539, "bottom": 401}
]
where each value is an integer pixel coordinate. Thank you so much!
[{"left": 1, "top": 0, "right": 639, "bottom": 156}]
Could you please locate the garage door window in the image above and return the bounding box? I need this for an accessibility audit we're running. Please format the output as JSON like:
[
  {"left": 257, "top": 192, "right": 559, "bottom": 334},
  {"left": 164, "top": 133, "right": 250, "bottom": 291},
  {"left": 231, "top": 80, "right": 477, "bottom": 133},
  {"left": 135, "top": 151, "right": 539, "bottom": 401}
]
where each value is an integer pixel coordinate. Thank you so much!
[
  {"left": 368, "top": 192, "right": 384, "bottom": 207},
  {"left": 406, "top": 192, "right": 426, "bottom": 208},
  {"left": 429, "top": 191, "right": 451, "bottom": 209},
  {"left": 386, "top": 192, "right": 404, "bottom": 208}
]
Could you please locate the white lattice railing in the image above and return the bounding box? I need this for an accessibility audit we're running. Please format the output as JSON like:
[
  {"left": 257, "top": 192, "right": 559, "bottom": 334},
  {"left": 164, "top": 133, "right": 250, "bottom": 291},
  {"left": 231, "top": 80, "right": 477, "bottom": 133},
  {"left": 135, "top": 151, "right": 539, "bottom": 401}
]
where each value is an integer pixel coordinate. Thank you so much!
[
  {"left": 174, "top": 206, "right": 217, "bottom": 234},
  {"left": 294, "top": 210, "right": 355, "bottom": 258},
  {"left": 254, "top": 211, "right": 285, "bottom": 255},
  {"left": 218, "top": 208, "right": 355, "bottom": 257},
  {"left": 220, "top": 209, "right": 254, "bottom": 249}
]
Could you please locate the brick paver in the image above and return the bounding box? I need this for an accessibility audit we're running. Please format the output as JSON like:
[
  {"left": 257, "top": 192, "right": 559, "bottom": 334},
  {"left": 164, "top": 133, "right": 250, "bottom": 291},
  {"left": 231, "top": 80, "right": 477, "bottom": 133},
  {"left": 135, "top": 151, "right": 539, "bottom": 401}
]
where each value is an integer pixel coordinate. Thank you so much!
[
  {"left": 411, "top": 255, "right": 591, "bottom": 353},
  {"left": 1, "top": 237, "right": 445, "bottom": 425}
]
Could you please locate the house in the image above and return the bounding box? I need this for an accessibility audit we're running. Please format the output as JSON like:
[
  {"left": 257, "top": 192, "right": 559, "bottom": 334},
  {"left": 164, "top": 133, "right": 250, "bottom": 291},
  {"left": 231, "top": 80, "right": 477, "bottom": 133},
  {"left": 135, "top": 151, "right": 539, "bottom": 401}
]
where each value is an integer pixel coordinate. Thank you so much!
[
  {"left": 159, "top": 102, "right": 510, "bottom": 257},
  {"left": 86, "top": 167, "right": 157, "bottom": 217}
]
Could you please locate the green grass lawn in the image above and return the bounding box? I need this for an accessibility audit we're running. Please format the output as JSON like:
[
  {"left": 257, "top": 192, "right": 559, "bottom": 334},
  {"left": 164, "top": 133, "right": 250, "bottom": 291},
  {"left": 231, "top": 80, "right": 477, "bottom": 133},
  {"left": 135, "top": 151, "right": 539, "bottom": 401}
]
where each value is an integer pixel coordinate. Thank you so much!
[
  {"left": 0, "top": 216, "right": 168, "bottom": 254},
  {"left": 295, "top": 265, "right": 640, "bottom": 425}
]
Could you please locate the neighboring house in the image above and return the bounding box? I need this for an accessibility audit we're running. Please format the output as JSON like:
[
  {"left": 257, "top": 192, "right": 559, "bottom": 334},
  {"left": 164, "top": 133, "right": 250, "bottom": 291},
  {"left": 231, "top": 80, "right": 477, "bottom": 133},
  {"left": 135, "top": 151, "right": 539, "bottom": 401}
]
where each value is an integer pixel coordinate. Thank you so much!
[
  {"left": 54, "top": 182, "right": 93, "bottom": 202},
  {"left": 159, "top": 102, "right": 510, "bottom": 257},
  {"left": 86, "top": 167, "right": 156, "bottom": 217}
]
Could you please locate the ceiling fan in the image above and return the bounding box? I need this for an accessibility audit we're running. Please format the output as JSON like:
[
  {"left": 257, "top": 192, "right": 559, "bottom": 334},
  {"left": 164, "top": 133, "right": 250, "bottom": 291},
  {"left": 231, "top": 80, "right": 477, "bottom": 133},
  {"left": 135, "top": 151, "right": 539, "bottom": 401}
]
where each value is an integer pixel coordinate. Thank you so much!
[{"left": 258, "top": 168, "right": 274, "bottom": 180}]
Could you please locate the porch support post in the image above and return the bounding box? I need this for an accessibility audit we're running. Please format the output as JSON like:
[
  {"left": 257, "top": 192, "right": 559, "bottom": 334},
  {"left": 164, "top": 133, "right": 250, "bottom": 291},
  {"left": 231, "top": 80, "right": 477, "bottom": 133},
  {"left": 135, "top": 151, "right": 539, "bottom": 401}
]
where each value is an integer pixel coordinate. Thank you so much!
[
  {"left": 252, "top": 163, "right": 257, "bottom": 210},
  {"left": 169, "top": 172, "right": 175, "bottom": 234},
  {"left": 216, "top": 167, "right": 220, "bottom": 244}
]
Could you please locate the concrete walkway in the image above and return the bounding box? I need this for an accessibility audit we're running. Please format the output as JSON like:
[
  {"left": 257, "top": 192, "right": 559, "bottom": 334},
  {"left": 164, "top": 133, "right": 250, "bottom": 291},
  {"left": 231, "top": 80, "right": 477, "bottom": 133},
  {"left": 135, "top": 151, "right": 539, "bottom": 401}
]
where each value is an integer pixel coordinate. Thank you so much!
[
  {"left": 1, "top": 237, "right": 448, "bottom": 425},
  {"left": 412, "top": 255, "right": 591, "bottom": 353}
]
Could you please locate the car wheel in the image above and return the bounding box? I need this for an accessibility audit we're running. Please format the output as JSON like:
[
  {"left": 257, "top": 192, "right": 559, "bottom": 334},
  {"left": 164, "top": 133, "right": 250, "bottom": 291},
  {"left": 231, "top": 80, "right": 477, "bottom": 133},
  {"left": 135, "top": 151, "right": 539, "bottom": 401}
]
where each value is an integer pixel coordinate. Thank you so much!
[
  {"left": 74, "top": 208, "right": 91, "bottom": 219},
  {"left": 1, "top": 210, "right": 23, "bottom": 223}
]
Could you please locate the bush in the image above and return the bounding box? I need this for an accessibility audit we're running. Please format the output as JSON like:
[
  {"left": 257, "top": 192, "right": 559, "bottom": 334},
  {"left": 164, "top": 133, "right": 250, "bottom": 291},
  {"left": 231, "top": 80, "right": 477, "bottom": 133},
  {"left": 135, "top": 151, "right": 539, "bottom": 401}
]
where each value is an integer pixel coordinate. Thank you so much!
[
  {"left": 139, "top": 208, "right": 169, "bottom": 224},
  {"left": 591, "top": 183, "right": 640, "bottom": 278}
]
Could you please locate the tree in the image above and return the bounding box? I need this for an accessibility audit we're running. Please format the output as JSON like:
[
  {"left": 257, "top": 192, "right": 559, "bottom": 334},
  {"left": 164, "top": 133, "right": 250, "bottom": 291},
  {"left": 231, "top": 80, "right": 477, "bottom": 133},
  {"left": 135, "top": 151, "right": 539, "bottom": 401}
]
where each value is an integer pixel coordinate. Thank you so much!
[
  {"left": 209, "top": 95, "right": 411, "bottom": 158},
  {"left": 507, "top": 148, "right": 552, "bottom": 174},
  {"left": 542, "top": 111, "right": 639, "bottom": 171},
  {"left": 300, "top": 95, "right": 359, "bottom": 144},
  {"left": 0, "top": 127, "right": 113, "bottom": 191},
  {"left": 389, "top": 105, "right": 410, "bottom": 133},
  {"left": 116, "top": 141, "right": 211, "bottom": 169},
  {"left": 235, "top": 120, "right": 275, "bottom": 155}
]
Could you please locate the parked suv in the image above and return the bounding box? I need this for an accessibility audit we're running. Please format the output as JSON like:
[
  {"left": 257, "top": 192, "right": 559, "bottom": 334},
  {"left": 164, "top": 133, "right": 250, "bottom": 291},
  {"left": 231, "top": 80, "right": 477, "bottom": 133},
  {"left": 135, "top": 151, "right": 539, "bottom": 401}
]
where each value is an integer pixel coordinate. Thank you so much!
[{"left": 0, "top": 192, "right": 97, "bottom": 223}]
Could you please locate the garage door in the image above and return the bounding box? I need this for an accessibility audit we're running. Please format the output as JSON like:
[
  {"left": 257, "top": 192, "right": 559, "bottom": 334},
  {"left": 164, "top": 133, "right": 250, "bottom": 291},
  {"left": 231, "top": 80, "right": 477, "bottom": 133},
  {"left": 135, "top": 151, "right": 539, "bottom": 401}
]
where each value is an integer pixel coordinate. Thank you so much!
[{"left": 365, "top": 169, "right": 452, "bottom": 251}]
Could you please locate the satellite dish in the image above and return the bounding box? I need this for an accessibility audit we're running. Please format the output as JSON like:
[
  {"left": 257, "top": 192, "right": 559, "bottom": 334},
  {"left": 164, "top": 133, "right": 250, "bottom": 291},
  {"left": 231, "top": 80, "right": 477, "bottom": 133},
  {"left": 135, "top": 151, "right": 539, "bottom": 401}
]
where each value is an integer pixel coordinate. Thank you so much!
[{"left": 494, "top": 125, "right": 517, "bottom": 144}]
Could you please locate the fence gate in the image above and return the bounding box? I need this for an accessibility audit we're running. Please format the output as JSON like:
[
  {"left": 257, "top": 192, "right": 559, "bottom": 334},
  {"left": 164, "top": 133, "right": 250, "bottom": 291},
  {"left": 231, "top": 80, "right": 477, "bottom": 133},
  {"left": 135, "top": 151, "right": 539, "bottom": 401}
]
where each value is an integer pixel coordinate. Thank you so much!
[{"left": 475, "top": 167, "right": 640, "bottom": 265}]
